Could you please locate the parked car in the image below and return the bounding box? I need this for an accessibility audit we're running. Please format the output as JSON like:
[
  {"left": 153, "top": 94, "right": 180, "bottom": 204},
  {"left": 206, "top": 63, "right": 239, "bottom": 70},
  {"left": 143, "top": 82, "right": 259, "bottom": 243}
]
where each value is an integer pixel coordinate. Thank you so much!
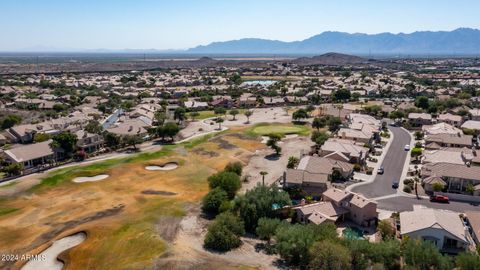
[
  {"left": 392, "top": 180, "right": 399, "bottom": 189},
  {"left": 430, "top": 195, "right": 449, "bottom": 203},
  {"left": 404, "top": 144, "right": 410, "bottom": 151},
  {"left": 378, "top": 166, "right": 384, "bottom": 174}
]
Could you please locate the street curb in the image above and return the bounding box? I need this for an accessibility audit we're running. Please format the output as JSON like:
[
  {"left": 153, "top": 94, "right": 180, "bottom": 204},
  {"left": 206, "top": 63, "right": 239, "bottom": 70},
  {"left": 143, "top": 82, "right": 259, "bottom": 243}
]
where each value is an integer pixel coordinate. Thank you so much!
[{"left": 397, "top": 127, "right": 417, "bottom": 197}]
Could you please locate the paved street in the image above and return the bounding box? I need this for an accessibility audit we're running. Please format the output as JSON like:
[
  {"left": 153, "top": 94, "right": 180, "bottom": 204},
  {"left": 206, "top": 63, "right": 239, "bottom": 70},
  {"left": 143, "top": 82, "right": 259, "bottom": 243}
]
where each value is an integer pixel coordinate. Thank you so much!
[
  {"left": 377, "top": 196, "right": 480, "bottom": 212},
  {"left": 351, "top": 126, "right": 411, "bottom": 198}
]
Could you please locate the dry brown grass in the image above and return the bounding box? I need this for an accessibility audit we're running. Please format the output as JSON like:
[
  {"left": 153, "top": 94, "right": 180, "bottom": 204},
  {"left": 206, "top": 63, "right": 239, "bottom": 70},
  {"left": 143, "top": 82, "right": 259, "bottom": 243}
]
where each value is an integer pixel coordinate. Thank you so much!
[{"left": 0, "top": 131, "right": 264, "bottom": 270}]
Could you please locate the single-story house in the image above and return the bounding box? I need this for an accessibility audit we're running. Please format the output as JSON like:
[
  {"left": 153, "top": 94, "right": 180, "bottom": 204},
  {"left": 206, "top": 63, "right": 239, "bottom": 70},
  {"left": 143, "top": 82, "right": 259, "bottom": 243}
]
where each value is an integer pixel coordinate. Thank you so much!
[
  {"left": 425, "top": 133, "right": 472, "bottom": 149},
  {"left": 400, "top": 205, "right": 471, "bottom": 254},
  {"left": 2, "top": 140, "right": 56, "bottom": 168}
]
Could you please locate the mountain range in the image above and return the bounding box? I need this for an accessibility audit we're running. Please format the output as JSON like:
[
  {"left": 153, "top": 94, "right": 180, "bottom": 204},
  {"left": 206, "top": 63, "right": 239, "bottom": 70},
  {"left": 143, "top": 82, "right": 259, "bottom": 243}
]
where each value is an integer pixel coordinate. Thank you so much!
[{"left": 187, "top": 28, "right": 480, "bottom": 55}]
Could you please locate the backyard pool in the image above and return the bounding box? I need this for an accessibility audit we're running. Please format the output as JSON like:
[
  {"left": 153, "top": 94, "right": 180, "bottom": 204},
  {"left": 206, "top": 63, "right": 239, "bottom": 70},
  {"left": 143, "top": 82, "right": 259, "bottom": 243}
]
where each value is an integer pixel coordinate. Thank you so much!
[{"left": 343, "top": 227, "right": 365, "bottom": 240}]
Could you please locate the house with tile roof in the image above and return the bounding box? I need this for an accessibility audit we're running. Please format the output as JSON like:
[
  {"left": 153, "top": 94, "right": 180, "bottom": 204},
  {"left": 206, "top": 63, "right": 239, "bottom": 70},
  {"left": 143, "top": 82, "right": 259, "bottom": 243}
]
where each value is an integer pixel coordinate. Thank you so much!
[
  {"left": 400, "top": 205, "right": 471, "bottom": 254},
  {"left": 294, "top": 188, "right": 378, "bottom": 227}
]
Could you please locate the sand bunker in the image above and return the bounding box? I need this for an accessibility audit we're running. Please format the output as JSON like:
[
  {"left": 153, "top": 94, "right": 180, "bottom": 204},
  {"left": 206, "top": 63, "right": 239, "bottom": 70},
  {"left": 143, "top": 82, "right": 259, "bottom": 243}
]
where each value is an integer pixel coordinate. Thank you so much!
[
  {"left": 145, "top": 162, "right": 178, "bottom": 171},
  {"left": 73, "top": 174, "right": 109, "bottom": 183},
  {"left": 22, "top": 232, "right": 86, "bottom": 270}
]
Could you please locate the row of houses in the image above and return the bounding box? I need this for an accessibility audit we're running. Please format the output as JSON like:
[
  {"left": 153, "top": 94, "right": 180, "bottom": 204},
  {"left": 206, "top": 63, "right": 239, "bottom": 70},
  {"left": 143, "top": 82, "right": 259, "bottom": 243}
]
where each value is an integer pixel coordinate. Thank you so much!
[
  {"left": 409, "top": 111, "right": 480, "bottom": 135},
  {"left": 281, "top": 113, "right": 383, "bottom": 228}
]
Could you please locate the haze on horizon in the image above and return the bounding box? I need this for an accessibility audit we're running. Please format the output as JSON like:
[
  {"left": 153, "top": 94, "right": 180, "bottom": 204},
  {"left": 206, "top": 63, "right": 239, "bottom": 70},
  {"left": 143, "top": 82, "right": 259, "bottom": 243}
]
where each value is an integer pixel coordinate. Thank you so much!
[{"left": 1, "top": 0, "right": 479, "bottom": 52}]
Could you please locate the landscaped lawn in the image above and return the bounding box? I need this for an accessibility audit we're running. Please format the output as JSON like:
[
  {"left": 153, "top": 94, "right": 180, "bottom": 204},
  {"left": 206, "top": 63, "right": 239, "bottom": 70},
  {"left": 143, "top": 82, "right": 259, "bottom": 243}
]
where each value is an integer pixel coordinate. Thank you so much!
[{"left": 247, "top": 123, "right": 311, "bottom": 137}]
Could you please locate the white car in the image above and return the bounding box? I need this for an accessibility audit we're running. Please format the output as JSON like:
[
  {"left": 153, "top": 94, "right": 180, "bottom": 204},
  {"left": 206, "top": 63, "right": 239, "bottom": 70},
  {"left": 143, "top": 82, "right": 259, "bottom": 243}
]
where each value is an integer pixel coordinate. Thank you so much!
[{"left": 404, "top": 144, "right": 410, "bottom": 151}]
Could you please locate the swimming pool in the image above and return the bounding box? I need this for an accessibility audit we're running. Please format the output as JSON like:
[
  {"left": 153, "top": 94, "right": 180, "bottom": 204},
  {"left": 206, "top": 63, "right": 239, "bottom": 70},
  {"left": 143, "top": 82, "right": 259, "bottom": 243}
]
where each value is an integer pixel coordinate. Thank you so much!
[{"left": 343, "top": 227, "right": 365, "bottom": 240}]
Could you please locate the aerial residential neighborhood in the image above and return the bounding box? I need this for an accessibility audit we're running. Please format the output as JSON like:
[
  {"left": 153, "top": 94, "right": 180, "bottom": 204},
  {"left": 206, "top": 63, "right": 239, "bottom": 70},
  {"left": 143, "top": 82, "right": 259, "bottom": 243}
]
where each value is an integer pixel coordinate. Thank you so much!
[{"left": 2, "top": 1, "right": 480, "bottom": 270}]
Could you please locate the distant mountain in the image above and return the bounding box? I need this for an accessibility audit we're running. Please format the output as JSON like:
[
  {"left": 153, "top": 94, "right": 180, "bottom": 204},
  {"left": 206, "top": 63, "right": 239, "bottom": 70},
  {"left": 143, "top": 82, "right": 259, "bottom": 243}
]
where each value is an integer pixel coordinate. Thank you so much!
[
  {"left": 293, "top": 52, "right": 368, "bottom": 65},
  {"left": 187, "top": 28, "right": 480, "bottom": 55}
]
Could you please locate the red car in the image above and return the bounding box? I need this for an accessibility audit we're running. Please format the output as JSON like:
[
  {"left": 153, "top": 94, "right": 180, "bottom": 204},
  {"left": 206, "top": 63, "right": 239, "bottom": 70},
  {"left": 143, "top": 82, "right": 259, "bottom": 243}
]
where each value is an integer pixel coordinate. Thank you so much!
[{"left": 430, "top": 195, "right": 449, "bottom": 203}]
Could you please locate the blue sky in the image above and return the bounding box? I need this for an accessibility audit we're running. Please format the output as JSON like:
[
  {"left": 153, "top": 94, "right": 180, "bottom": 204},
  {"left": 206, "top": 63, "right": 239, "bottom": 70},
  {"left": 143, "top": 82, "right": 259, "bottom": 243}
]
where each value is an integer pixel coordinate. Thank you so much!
[{"left": 1, "top": 0, "right": 479, "bottom": 51}]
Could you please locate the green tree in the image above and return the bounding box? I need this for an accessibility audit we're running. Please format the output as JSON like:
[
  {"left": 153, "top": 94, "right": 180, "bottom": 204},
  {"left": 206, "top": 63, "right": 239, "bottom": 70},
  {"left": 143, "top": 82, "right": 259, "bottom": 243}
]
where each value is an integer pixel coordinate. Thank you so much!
[
  {"left": 85, "top": 120, "right": 103, "bottom": 134},
  {"left": 163, "top": 122, "right": 180, "bottom": 141},
  {"left": 411, "top": 148, "right": 423, "bottom": 159},
  {"left": 204, "top": 212, "right": 244, "bottom": 252},
  {"left": 287, "top": 156, "right": 299, "bottom": 169},
  {"left": 103, "top": 132, "right": 120, "bottom": 149},
  {"left": 215, "top": 117, "right": 224, "bottom": 130},
  {"left": 432, "top": 182, "right": 445, "bottom": 192},
  {"left": 229, "top": 109, "right": 239, "bottom": 120},
  {"left": 267, "top": 133, "right": 282, "bottom": 155},
  {"left": 174, "top": 107, "right": 186, "bottom": 124},
  {"left": 208, "top": 171, "right": 241, "bottom": 198},
  {"left": 466, "top": 183, "right": 475, "bottom": 195},
  {"left": 332, "top": 88, "right": 351, "bottom": 102},
  {"left": 244, "top": 110, "right": 253, "bottom": 123},
  {"left": 377, "top": 220, "right": 395, "bottom": 240},
  {"left": 214, "top": 107, "right": 227, "bottom": 116},
  {"left": 275, "top": 223, "right": 338, "bottom": 267},
  {"left": 154, "top": 111, "right": 167, "bottom": 125},
  {"left": 0, "top": 114, "right": 22, "bottom": 130},
  {"left": 123, "top": 134, "right": 142, "bottom": 149},
  {"left": 2, "top": 163, "right": 23, "bottom": 176},
  {"left": 327, "top": 117, "right": 342, "bottom": 132},
  {"left": 347, "top": 240, "right": 401, "bottom": 270},
  {"left": 233, "top": 185, "right": 291, "bottom": 232},
  {"left": 51, "top": 131, "right": 78, "bottom": 156},
  {"left": 33, "top": 133, "right": 51, "bottom": 143},
  {"left": 414, "top": 131, "right": 424, "bottom": 140},
  {"left": 311, "top": 130, "right": 329, "bottom": 147},
  {"left": 256, "top": 218, "right": 282, "bottom": 243},
  {"left": 389, "top": 110, "right": 405, "bottom": 120},
  {"left": 456, "top": 252, "right": 480, "bottom": 270},
  {"left": 292, "top": 108, "right": 309, "bottom": 121},
  {"left": 402, "top": 238, "right": 452, "bottom": 270},
  {"left": 202, "top": 187, "right": 229, "bottom": 215},
  {"left": 308, "top": 240, "right": 352, "bottom": 270},
  {"left": 312, "top": 117, "right": 326, "bottom": 130},
  {"left": 415, "top": 96, "right": 430, "bottom": 110},
  {"left": 224, "top": 161, "right": 243, "bottom": 176}
]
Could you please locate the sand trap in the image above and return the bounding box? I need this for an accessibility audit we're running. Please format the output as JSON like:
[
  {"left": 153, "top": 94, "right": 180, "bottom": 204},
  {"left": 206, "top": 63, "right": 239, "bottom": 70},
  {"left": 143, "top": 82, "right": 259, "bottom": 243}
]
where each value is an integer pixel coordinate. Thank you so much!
[
  {"left": 22, "top": 232, "right": 86, "bottom": 270},
  {"left": 145, "top": 162, "right": 178, "bottom": 171},
  {"left": 73, "top": 174, "right": 109, "bottom": 183}
]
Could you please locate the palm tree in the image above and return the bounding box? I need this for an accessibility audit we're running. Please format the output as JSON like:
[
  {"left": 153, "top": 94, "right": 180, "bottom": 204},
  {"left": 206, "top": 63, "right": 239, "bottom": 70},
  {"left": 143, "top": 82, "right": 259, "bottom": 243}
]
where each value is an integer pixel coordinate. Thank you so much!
[
  {"left": 336, "top": 104, "right": 343, "bottom": 119},
  {"left": 260, "top": 171, "right": 268, "bottom": 186}
]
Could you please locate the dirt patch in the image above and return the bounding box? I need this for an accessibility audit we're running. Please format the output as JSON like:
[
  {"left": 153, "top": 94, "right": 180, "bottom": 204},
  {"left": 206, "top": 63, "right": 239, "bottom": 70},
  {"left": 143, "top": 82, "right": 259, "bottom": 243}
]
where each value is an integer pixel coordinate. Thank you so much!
[
  {"left": 155, "top": 216, "right": 183, "bottom": 242},
  {"left": 4, "top": 205, "right": 124, "bottom": 270},
  {"left": 192, "top": 147, "right": 220, "bottom": 157},
  {"left": 141, "top": 189, "right": 177, "bottom": 196},
  {"left": 226, "top": 133, "right": 255, "bottom": 140},
  {"left": 210, "top": 137, "right": 237, "bottom": 150}
]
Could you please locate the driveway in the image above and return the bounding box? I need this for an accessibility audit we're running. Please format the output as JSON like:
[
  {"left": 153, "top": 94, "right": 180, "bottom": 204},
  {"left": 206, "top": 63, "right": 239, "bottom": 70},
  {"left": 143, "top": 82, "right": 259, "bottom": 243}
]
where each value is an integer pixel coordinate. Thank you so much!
[{"left": 351, "top": 126, "right": 411, "bottom": 198}]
